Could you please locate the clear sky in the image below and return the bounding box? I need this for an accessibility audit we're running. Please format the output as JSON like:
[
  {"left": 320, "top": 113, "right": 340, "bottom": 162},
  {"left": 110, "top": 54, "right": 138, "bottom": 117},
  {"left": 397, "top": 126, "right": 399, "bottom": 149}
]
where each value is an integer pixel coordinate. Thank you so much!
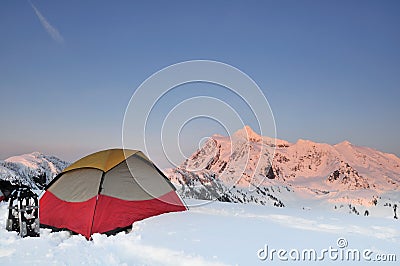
[{"left": 0, "top": 0, "right": 399, "bottom": 166}]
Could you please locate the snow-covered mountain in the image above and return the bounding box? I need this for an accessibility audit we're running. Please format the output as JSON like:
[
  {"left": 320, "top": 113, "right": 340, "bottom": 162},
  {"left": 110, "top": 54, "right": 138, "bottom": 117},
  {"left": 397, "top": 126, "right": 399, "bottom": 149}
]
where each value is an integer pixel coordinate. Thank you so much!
[
  {"left": 0, "top": 152, "right": 69, "bottom": 189},
  {"left": 166, "top": 126, "right": 400, "bottom": 218}
]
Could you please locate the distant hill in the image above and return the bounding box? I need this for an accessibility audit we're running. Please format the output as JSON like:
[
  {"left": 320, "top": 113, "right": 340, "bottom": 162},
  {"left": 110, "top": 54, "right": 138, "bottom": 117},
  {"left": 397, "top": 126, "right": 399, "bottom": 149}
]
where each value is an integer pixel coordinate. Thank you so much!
[{"left": 0, "top": 152, "right": 69, "bottom": 189}]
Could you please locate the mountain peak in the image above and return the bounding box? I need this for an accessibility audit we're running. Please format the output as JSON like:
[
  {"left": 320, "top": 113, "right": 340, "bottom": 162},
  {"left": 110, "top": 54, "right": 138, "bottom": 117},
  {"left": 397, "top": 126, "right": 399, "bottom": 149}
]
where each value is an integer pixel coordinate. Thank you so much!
[
  {"left": 295, "top": 138, "right": 315, "bottom": 145},
  {"left": 5, "top": 152, "right": 45, "bottom": 164},
  {"left": 335, "top": 140, "right": 353, "bottom": 147},
  {"left": 30, "top": 151, "right": 45, "bottom": 156},
  {"left": 234, "top": 125, "right": 262, "bottom": 142}
]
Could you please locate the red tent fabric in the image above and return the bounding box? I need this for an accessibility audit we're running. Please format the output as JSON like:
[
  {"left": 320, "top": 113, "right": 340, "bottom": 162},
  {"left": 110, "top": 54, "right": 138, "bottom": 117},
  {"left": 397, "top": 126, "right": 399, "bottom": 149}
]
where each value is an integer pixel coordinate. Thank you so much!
[{"left": 40, "top": 149, "right": 186, "bottom": 239}]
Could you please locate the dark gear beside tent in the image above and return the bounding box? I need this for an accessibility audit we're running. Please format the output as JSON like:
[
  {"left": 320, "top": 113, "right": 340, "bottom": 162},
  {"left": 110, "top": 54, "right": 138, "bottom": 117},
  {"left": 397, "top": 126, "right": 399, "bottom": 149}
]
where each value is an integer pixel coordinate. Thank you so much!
[
  {"left": 6, "top": 187, "right": 40, "bottom": 237},
  {"left": 0, "top": 180, "right": 20, "bottom": 202}
]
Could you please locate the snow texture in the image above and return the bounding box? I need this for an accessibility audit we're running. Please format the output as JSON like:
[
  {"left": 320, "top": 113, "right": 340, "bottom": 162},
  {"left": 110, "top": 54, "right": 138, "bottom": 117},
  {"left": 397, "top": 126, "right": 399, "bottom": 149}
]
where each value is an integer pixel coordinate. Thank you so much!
[{"left": 0, "top": 199, "right": 399, "bottom": 265}]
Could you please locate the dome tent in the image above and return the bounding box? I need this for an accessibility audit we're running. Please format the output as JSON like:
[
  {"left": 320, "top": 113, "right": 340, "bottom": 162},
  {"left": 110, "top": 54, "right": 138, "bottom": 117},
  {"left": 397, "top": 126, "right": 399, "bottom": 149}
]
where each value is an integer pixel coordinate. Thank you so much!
[{"left": 40, "top": 149, "right": 187, "bottom": 239}]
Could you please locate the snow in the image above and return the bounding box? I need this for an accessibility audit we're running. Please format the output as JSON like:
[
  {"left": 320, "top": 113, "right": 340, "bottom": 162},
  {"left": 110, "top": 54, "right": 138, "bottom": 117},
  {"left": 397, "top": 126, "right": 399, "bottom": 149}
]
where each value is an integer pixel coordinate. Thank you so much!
[
  {"left": 5, "top": 153, "right": 44, "bottom": 170},
  {"left": 0, "top": 199, "right": 399, "bottom": 265}
]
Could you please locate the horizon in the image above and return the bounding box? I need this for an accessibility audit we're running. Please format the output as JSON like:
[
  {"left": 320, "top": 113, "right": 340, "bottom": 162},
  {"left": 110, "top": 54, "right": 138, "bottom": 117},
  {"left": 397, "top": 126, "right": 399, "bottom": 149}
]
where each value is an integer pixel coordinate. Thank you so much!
[
  {"left": 2, "top": 124, "right": 400, "bottom": 166},
  {"left": 1, "top": 1, "right": 399, "bottom": 165}
]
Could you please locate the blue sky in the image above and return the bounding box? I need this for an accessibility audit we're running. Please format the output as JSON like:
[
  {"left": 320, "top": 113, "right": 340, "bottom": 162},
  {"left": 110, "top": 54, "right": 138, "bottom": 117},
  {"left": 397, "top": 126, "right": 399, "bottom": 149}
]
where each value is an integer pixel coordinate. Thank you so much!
[{"left": 0, "top": 0, "right": 399, "bottom": 165}]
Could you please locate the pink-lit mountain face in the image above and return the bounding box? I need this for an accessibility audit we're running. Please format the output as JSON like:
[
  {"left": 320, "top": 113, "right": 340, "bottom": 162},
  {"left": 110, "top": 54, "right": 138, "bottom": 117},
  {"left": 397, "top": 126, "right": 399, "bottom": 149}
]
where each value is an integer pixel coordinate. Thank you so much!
[
  {"left": 165, "top": 126, "right": 400, "bottom": 218},
  {"left": 0, "top": 152, "right": 69, "bottom": 189}
]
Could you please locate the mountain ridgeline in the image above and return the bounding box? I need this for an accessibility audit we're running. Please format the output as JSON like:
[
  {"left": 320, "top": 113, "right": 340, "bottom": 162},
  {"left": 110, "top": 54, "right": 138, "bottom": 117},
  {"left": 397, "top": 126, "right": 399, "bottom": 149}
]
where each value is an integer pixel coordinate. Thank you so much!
[
  {"left": 0, "top": 152, "right": 69, "bottom": 190},
  {"left": 165, "top": 126, "right": 400, "bottom": 219}
]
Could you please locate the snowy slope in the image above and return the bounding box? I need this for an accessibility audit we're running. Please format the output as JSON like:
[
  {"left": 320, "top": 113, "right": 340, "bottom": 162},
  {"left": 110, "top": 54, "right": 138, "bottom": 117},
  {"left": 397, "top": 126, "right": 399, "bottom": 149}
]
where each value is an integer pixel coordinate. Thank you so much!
[
  {"left": 166, "top": 126, "right": 400, "bottom": 218},
  {"left": 0, "top": 199, "right": 398, "bottom": 265},
  {"left": 0, "top": 152, "right": 69, "bottom": 189}
]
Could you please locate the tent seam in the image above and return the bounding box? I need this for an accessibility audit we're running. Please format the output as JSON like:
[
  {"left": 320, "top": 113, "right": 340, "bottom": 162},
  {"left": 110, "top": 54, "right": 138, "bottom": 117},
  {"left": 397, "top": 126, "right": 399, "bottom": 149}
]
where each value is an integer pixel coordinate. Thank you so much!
[{"left": 89, "top": 171, "right": 106, "bottom": 239}]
